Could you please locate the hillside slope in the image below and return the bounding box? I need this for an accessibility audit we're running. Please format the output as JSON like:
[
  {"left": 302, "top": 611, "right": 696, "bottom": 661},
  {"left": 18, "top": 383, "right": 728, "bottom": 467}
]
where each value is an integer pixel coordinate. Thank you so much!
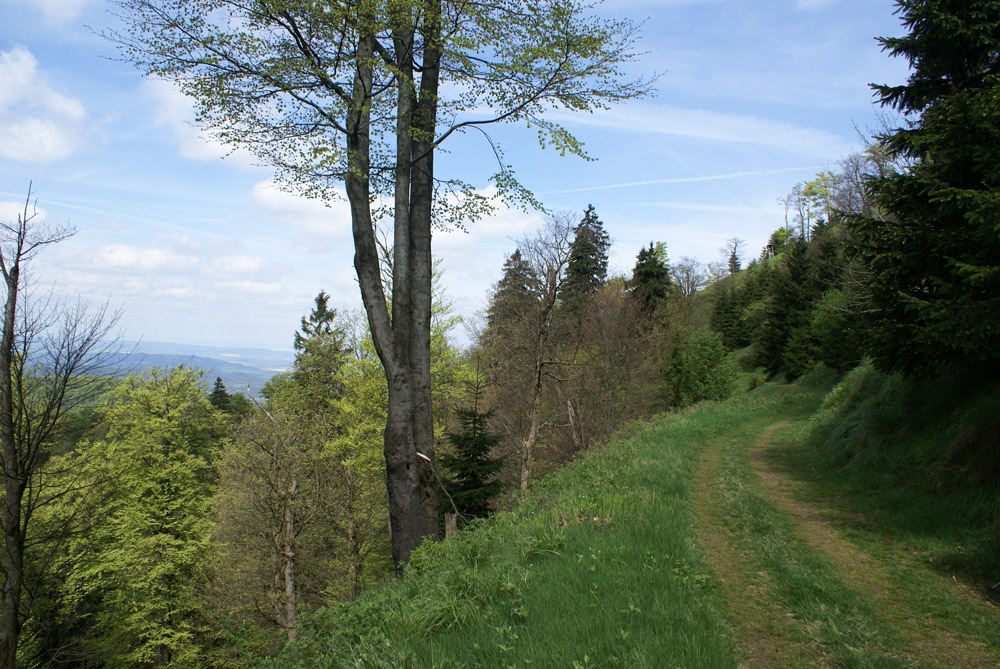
[{"left": 266, "top": 382, "right": 1000, "bottom": 668}]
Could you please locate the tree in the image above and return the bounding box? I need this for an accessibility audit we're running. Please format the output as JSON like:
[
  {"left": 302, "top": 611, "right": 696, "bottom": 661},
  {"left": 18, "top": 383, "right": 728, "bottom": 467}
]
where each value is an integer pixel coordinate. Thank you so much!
[
  {"left": 630, "top": 242, "right": 671, "bottom": 313},
  {"left": 0, "top": 186, "right": 119, "bottom": 668},
  {"left": 849, "top": 0, "right": 1000, "bottom": 375},
  {"left": 213, "top": 406, "right": 328, "bottom": 645},
  {"left": 561, "top": 205, "right": 611, "bottom": 309},
  {"left": 290, "top": 291, "right": 345, "bottom": 412},
  {"left": 482, "top": 214, "right": 575, "bottom": 490},
  {"left": 62, "top": 367, "right": 224, "bottom": 666},
  {"left": 110, "top": 0, "right": 650, "bottom": 568},
  {"left": 438, "top": 377, "right": 504, "bottom": 520},
  {"left": 670, "top": 256, "right": 708, "bottom": 299},
  {"left": 484, "top": 250, "right": 537, "bottom": 344},
  {"left": 209, "top": 376, "right": 231, "bottom": 412},
  {"left": 666, "top": 330, "right": 736, "bottom": 407}
]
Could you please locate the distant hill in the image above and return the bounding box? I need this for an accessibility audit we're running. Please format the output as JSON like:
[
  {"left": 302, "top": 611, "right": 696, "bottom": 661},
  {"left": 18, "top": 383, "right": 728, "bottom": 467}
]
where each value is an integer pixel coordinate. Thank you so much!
[{"left": 109, "top": 341, "right": 295, "bottom": 393}]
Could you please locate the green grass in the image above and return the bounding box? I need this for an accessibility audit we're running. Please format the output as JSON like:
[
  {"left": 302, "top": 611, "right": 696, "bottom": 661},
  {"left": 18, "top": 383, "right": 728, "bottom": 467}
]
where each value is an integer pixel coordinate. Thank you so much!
[
  {"left": 801, "top": 362, "right": 1000, "bottom": 583},
  {"left": 265, "top": 386, "right": 815, "bottom": 668},
  {"left": 711, "top": 417, "right": 916, "bottom": 668},
  {"left": 260, "top": 371, "right": 1000, "bottom": 667}
]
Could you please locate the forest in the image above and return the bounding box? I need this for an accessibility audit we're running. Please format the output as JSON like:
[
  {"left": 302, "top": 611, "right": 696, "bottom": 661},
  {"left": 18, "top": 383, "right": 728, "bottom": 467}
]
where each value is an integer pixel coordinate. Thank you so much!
[{"left": 2, "top": 0, "right": 999, "bottom": 666}]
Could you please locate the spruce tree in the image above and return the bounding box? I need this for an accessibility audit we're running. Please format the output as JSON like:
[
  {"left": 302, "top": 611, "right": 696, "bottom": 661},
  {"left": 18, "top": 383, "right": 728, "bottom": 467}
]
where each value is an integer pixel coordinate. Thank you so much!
[
  {"left": 438, "top": 380, "right": 504, "bottom": 520},
  {"left": 630, "top": 242, "right": 671, "bottom": 313},
  {"left": 208, "top": 376, "right": 231, "bottom": 412},
  {"left": 562, "top": 205, "right": 611, "bottom": 308},
  {"left": 850, "top": 0, "right": 1000, "bottom": 375},
  {"left": 485, "top": 250, "right": 537, "bottom": 337},
  {"left": 291, "top": 291, "right": 345, "bottom": 408}
]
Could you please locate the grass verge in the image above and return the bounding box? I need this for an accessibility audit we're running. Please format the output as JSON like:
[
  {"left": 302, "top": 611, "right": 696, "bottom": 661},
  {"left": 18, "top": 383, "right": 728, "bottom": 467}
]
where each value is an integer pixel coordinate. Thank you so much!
[{"left": 264, "top": 385, "right": 811, "bottom": 668}]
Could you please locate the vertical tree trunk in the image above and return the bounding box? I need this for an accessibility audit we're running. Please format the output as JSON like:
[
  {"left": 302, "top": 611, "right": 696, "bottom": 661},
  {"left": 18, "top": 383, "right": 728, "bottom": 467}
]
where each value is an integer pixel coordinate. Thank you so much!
[
  {"left": 0, "top": 266, "right": 20, "bottom": 669},
  {"left": 282, "top": 477, "right": 297, "bottom": 642},
  {"left": 567, "top": 397, "right": 584, "bottom": 451},
  {"left": 408, "top": 0, "right": 443, "bottom": 541}
]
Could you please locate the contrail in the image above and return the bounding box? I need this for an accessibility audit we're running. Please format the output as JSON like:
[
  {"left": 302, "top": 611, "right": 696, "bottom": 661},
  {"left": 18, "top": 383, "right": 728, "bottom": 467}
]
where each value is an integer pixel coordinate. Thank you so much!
[{"left": 542, "top": 166, "right": 818, "bottom": 195}]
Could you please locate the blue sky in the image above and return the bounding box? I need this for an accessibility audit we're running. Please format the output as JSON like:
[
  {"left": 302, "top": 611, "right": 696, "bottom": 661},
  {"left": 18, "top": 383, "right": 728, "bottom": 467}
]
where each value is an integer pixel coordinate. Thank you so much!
[{"left": 0, "top": 0, "right": 909, "bottom": 350}]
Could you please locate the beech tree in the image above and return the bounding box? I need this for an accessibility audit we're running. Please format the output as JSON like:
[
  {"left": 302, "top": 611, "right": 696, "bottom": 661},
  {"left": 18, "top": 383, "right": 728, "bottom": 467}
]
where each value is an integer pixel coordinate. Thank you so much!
[{"left": 109, "top": 0, "right": 649, "bottom": 568}]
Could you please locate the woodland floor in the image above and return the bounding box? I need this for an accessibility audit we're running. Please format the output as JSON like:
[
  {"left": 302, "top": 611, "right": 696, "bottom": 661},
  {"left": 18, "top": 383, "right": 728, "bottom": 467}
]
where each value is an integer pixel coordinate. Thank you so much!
[{"left": 692, "top": 416, "right": 1000, "bottom": 669}]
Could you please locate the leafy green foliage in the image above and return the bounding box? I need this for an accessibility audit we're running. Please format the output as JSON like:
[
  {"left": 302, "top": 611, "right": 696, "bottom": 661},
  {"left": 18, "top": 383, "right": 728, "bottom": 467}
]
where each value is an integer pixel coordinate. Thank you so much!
[
  {"left": 667, "top": 330, "right": 737, "bottom": 407},
  {"left": 61, "top": 367, "right": 224, "bottom": 666}
]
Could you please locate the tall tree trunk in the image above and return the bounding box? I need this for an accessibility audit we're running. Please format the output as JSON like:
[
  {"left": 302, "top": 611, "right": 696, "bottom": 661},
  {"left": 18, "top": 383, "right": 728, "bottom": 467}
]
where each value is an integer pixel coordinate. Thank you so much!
[
  {"left": 521, "top": 333, "right": 547, "bottom": 490},
  {"left": 0, "top": 266, "right": 21, "bottom": 669},
  {"left": 409, "top": 0, "right": 443, "bottom": 540},
  {"left": 282, "top": 477, "right": 297, "bottom": 642},
  {"left": 346, "top": 6, "right": 443, "bottom": 571}
]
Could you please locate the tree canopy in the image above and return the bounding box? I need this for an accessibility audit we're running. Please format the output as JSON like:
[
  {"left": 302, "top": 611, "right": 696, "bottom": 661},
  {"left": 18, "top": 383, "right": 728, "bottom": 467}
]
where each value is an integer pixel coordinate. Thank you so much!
[
  {"left": 849, "top": 0, "right": 1000, "bottom": 375},
  {"left": 108, "top": 0, "right": 650, "bottom": 567}
]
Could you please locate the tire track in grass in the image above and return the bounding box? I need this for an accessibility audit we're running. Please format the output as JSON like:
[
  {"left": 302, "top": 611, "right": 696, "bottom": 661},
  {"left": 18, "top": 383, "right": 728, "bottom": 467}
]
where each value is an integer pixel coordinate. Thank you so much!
[
  {"left": 692, "top": 421, "right": 831, "bottom": 668},
  {"left": 751, "top": 426, "right": 999, "bottom": 669}
]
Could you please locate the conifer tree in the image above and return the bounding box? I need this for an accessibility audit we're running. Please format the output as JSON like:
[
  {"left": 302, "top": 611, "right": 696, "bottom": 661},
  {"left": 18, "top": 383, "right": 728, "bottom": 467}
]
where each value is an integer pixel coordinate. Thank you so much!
[
  {"left": 562, "top": 205, "right": 611, "bottom": 309},
  {"left": 208, "top": 376, "right": 231, "bottom": 412},
  {"left": 850, "top": 0, "right": 1000, "bottom": 374},
  {"left": 291, "top": 291, "right": 345, "bottom": 410},
  {"left": 630, "top": 242, "right": 671, "bottom": 313},
  {"left": 439, "top": 378, "right": 504, "bottom": 520},
  {"left": 485, "top": 250, "right": 537, "bottom": 338}
]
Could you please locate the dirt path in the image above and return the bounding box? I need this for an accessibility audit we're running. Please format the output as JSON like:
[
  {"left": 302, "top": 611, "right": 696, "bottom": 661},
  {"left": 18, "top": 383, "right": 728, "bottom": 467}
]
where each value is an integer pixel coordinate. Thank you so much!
[
  {"left": 691, "top": 423, "right": 831, "bottom": 668},
  {"left": 693, "top": 420, "right": 999, "bottom": 669}
]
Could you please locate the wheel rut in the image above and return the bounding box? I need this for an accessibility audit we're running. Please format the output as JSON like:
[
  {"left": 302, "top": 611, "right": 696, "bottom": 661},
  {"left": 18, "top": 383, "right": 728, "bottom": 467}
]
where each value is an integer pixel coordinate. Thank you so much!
[{"left": 692, "top": 419, "right": 999, "bottom": 669}]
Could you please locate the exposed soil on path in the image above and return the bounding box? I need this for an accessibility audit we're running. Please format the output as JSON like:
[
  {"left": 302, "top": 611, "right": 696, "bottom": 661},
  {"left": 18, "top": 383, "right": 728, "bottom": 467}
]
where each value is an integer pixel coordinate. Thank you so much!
[
  {"left": 692, "top": 420, "right": 999, "bottom": 669},
  {"left": 749, "top": 429, "right": 998, "bottom": 669},
  {"left": 691, "top": 423, "right": 831, "bottom": 669}
]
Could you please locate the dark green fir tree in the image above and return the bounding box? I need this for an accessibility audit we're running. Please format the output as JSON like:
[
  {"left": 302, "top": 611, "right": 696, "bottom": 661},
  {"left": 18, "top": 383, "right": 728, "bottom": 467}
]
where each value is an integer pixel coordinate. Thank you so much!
[
  {"left": 630, "top": 242, "right": 671, "bottom": 313},
  {"left": 208, "top": 376, "right": 231, "bottom": 413},
  {"left": 562, "top": 204, "right": 611, "bottom": 309},
  {"left": 439, "top": 378, "right": 504, "bottom": 520},
  {"left": 849, "top": 0, "right": 1000, "bottom": 375},
  {"left": 485, "top": 249, "right": 537, "bottom": 336}
]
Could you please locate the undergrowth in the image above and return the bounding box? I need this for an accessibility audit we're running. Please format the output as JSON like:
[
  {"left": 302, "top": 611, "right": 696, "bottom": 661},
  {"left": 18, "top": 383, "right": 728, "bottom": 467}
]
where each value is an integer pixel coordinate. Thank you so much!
[
  {"left": 263, "top": 386, "right": 809, "bottom": 668},
  {"left": 802, "top": 361, "right": 1000, "bottom": 582}
]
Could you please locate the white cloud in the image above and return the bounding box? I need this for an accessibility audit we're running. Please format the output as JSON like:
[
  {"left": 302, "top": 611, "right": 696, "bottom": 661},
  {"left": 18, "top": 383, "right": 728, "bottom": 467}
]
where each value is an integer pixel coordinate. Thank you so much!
[
  {"left": 0, "top": 46, "right": 89, "bottom": 163},
  {"left": 558, "top": 103, "right": 849, "bottom": 158},
  {"left": 216, "top": 255, "right": 268, "bottom": 274},
  {"left": 26, "top": 0, "right": 96, "bottom": 23},
  {"left": 212, "top": 280, "right": 281, "bottom": 296},
  {"left": 0, "top": 199, "right": 46, "bottom": 223},
  {"left": 252, "top": 180, "right": 353, "bottom": 248},
  {"left": 94, "top": 243, "right": 199, "bottom": 273},
  {"left": 142, "top": 78, "right": 258, "bottom": 168}
]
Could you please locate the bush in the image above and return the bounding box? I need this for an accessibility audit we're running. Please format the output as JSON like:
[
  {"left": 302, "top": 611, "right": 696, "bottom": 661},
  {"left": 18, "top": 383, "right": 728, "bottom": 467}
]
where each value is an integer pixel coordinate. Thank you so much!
[{"left": 667, "top": 330, "right": 738, "bottom": 407}]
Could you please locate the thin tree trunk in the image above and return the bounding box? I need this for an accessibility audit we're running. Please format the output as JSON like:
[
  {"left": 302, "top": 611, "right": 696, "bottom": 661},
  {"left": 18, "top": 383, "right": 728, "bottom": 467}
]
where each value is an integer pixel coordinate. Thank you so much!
[
  {"left": 0, "top": 264, "right": 21, "bottom": 669},
  {"left": 282, "top": 477, "right": 297, "bottom": 642},
  {"left": 567, "top": 397, "right": 584, "bottom": 451}
]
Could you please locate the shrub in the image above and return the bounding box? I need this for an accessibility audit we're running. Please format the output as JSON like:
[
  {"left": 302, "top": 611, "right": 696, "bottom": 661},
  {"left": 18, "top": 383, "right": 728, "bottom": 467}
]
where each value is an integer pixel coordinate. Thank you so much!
[{"left": 667, "top": 330, "right": 737, "bottom": 407}]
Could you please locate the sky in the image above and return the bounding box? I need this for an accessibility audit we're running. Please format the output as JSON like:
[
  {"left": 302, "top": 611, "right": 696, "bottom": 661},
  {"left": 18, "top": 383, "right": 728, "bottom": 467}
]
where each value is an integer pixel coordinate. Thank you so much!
[{"left": 0, "top": 0, "right": 911, "bottom": 350}]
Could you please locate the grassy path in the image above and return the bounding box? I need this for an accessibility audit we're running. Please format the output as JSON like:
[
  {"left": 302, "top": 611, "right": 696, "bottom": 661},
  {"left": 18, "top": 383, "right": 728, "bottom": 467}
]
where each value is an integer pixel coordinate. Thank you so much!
[
  {"left": 692, "top": 396, "right": 1000, "bottom": 668},
  {"left": 273, "top": 384, "right": 999, "bottom": 668}
]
